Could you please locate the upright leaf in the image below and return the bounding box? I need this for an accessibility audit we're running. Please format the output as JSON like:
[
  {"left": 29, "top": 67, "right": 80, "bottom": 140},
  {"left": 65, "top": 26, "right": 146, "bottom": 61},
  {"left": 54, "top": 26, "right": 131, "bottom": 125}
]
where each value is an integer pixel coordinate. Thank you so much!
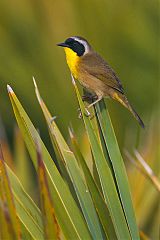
[
  {"left": 36, "top": 141, "right": 61, "bottom": 240},
  {"left": 0, "top": 146, "right": 21, "bottom": 239},
  {"left": 33, "top": 78, "right": 103, "bottom": 240},
  {"left": 0, "top": 200, "right": 17, "bottom": 240},
  {"left": 6, "top": 163, "right": 44, "bottom": 240},
  {"left": 95, "top": 100, "right": 140, "bottom": 239},
  {"left": 72, "top": 77, "right": 131, "bottom": 240},
  {"left": 14, "top": 127, "right": 32, "bottom": 192},
  {"left": 69, "top": 128, "right": 117, "bottom": 240},
  {"left": 7, "top": 85, "right": 91, "bottom": 240}
]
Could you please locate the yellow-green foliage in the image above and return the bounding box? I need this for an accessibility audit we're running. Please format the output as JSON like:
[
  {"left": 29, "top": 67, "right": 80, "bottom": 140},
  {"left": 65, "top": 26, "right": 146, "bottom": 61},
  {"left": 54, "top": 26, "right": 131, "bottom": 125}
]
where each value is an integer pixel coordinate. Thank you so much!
[
  {"left": 0, "top": 81, "right": 159, "bottom": 239},
  {"left": 0, "top": 0, "right": 158, "bottom": 144},
  {"left": 0, "top": 2, "right": 159, "bottom": 238}
]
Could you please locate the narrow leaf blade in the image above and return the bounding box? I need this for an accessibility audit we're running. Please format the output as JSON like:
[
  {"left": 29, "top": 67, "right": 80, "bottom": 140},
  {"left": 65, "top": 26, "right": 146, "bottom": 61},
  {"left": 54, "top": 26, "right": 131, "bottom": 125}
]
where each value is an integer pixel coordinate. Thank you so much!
[
  {"left": 7, "top": 84, "right": 91, "bottom": 240},
  {"left": 6, "top": 163, "right": 44, "bottom": 240},
  {"left": 33, "top": 79, "right": 103, "bottom": 240},
  {"left": 69, "top": 129, "right": 117, "bottom": 240},
  {"left": 0, "top": 146, "right": 21, "bottom": 239},
  {"left": 95, "top": 100, "right": 140, "bottom": 239},
  {"left": 72, "top": 79, "right": 131, "bottom": 240},
  {"left": 36, "top": 141, "right": 61, "bottom": 240}
]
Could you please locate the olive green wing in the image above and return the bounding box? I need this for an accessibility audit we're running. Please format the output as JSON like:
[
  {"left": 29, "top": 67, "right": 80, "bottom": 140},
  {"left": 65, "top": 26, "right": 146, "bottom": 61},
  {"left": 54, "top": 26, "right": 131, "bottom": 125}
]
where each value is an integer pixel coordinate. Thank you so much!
[{"left": 81, "top": 52, "right": 124, "bottom": 94}]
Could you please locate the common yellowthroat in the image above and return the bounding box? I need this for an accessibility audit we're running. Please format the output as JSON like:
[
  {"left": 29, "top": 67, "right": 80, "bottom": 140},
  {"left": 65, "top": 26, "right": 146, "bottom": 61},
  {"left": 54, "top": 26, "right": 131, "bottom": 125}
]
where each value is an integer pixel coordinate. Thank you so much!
[{"left": 57, "top": 36, "right": 144, "bottom": 128}]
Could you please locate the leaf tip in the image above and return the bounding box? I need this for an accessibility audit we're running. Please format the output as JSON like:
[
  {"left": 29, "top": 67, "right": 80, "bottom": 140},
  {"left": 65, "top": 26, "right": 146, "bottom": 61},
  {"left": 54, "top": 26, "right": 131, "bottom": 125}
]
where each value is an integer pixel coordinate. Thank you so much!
[
  {"left": 7, "top": 85, "right": 14, "bottom": 94},
  {"left": 32, "top": 76, "right": 42, "bottom": 104},
  {"left": 32, "top": 76, "right": 37, "bottom": 89}
]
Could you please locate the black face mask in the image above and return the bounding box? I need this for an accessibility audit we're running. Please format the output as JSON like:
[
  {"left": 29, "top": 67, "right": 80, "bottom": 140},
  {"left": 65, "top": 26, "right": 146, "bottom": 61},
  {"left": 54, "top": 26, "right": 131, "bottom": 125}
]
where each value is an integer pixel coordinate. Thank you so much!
[{"left": 64, "top": 38, "right": 85, "bottom": 56}]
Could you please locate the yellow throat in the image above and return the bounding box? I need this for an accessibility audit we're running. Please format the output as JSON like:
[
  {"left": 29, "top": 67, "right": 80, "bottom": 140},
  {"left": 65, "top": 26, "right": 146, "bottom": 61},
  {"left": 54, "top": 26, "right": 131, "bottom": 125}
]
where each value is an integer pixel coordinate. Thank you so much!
[{"left": 64, "top": 47, "right": 80, "bottom": 79}]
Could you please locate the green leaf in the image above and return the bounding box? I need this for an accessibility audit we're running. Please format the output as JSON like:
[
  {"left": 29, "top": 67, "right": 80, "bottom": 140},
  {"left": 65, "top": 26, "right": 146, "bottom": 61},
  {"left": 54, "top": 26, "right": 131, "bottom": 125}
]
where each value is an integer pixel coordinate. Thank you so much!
[
  {"left": 7, "top": 85, "right": 91, "bottom": 240},
  {"left": 0, "top": 200, "right": 17, "bottom": 240},
  {"left": 33, "top": 80, "right": 79, "bottom": 204},
  {"left": 69, "top": 128, "right": 117, "bottom": 240},
  {"left": 72, "top": 78, "right": 131, "bottom": 240},
  {"left": 20, "top": 223, "right": 34, "bottom": 240},
  {"left": 6, "top": 163, "right": 44, "bottom": 240},
  {"left": 36, "top": 141, "right": 61, "bottom": 240},
  {"left": 95, "top": 100, "right": 140, "bottom": 239},
  {"left": 14, "top": 127, "right": 33, "bottom": 193},
  {"left": 33, "top": 78, "right": 103, "bottom": 240},
  {"left": 0, "top": 146, "right": 21, "bottom": 240}
]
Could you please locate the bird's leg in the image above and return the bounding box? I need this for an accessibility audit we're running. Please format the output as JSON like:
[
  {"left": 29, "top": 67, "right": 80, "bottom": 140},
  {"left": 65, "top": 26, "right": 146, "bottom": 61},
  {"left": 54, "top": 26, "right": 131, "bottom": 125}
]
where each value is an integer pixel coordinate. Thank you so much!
[
  {"left": 82, "top": 89, "right": 98, "bottom": 103},
  {"left": 82, "top": 95, "right": 91, "bottom": 102},
  {"left": 87, "top": 95, "right": 103, "bottom": 109},
  {"left": 78, "top": 90, "right": 100, "bottom": 119},
  {"left": 77, "top": 89, "right": 94, "bottom": 118}
]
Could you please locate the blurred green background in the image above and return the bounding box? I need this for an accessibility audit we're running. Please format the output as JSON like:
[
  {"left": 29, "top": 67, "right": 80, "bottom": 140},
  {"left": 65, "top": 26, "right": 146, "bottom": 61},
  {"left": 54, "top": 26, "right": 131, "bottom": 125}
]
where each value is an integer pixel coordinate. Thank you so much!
[{"left": 0, "top": 0, "right": 159, "bottom": 148}]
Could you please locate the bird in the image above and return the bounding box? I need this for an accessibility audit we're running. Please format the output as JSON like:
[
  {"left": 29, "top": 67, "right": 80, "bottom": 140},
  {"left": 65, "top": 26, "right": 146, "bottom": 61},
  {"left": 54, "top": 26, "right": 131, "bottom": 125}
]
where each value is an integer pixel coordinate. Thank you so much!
[{"left": 57, "top": 36, "right": 144, "bottom": 128}]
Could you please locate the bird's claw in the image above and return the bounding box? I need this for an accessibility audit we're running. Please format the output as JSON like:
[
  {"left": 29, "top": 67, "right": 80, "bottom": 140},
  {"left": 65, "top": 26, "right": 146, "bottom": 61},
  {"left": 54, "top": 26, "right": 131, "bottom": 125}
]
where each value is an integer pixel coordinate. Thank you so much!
[
  {"left": 77, "top": 108, "right": 91, "bottom": 119},
  {"left": 84, "top": 108, "right": 91, "bottom": 117}
]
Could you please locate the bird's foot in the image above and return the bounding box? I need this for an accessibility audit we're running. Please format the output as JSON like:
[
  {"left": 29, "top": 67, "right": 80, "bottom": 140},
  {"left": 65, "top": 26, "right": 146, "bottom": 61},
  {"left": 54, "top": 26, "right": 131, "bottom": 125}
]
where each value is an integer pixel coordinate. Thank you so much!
[
  {"left": 82, "top": 94, "right": 98, "bottom": 104},
  {"left": 77, "top": 107, "right": 91, "bottom": 119}
]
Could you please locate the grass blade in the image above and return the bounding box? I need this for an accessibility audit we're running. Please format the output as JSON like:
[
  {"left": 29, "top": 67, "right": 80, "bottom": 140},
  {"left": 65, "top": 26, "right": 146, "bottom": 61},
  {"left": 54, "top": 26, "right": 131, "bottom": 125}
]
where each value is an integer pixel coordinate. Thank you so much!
[
  {"left": 36, "top": 141, "right": 61, "bottom": 240},
  {"left": 0, "top": 146, "right": 21, "bottom": 239},
  {"left": 72, "top": 77, "right": 131, "bottom": 240},
  {"left": 7, "top": 84, "right": 91, "bottom": 240},
  {"left": 14, "top": 127, "right": 32, "bottom": 193},
  {"left": 69, "top": 128, "right": 118, "bottom": 240},
  {"left": 33, "top": 78, "right": 103, "bottom": 240},
  {"left": 0, "top": 200, "right": 17, "bottom": 240},
  {"left": 20, "top": 223, "right": 34, "bottom": 240},
  {"left": 134, "top": 150, "right": 160, "bottom": 192},
  {"left": 5, "top": 163, "right": 44, "bottom": 239},
  {"left": 95, "top": 100, "right": 140, "bottom": 239}
]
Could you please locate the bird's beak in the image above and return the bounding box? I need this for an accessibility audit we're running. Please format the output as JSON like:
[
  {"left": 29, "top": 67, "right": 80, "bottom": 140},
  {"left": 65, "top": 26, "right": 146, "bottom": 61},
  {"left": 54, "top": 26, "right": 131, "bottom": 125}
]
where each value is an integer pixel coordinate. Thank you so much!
[{"left": 57, "top": 42, "right": 69, "bottom": 47}]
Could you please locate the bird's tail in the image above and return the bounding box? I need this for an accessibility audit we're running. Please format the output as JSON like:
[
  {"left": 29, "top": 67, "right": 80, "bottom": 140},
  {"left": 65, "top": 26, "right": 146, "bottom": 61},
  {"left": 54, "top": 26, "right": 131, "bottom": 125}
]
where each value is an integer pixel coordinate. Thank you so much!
[{"left": 112, "top": 92, "right": 145, "bottom": 128}]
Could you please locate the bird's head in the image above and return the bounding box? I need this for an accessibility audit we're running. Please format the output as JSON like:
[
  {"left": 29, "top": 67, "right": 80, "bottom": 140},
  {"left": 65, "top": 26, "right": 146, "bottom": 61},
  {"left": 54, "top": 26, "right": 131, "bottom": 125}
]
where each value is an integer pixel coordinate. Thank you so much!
[{"left": 57, "top": 36, "right": 91, "bottom": 57}]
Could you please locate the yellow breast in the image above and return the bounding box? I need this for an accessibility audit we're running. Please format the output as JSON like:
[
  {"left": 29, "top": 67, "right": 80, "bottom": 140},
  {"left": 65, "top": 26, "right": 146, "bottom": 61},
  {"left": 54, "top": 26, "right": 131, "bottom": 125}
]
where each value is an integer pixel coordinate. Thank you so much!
[{"left": 64, "top": 47, "right": 80, "bottom": 79}]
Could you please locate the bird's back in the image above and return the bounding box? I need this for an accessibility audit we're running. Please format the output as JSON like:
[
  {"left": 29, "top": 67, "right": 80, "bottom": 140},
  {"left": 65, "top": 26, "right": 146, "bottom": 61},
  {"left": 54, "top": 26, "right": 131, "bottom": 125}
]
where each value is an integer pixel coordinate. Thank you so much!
[{"left": 78, "top": 51, "right": 124, "bottom": 95}]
